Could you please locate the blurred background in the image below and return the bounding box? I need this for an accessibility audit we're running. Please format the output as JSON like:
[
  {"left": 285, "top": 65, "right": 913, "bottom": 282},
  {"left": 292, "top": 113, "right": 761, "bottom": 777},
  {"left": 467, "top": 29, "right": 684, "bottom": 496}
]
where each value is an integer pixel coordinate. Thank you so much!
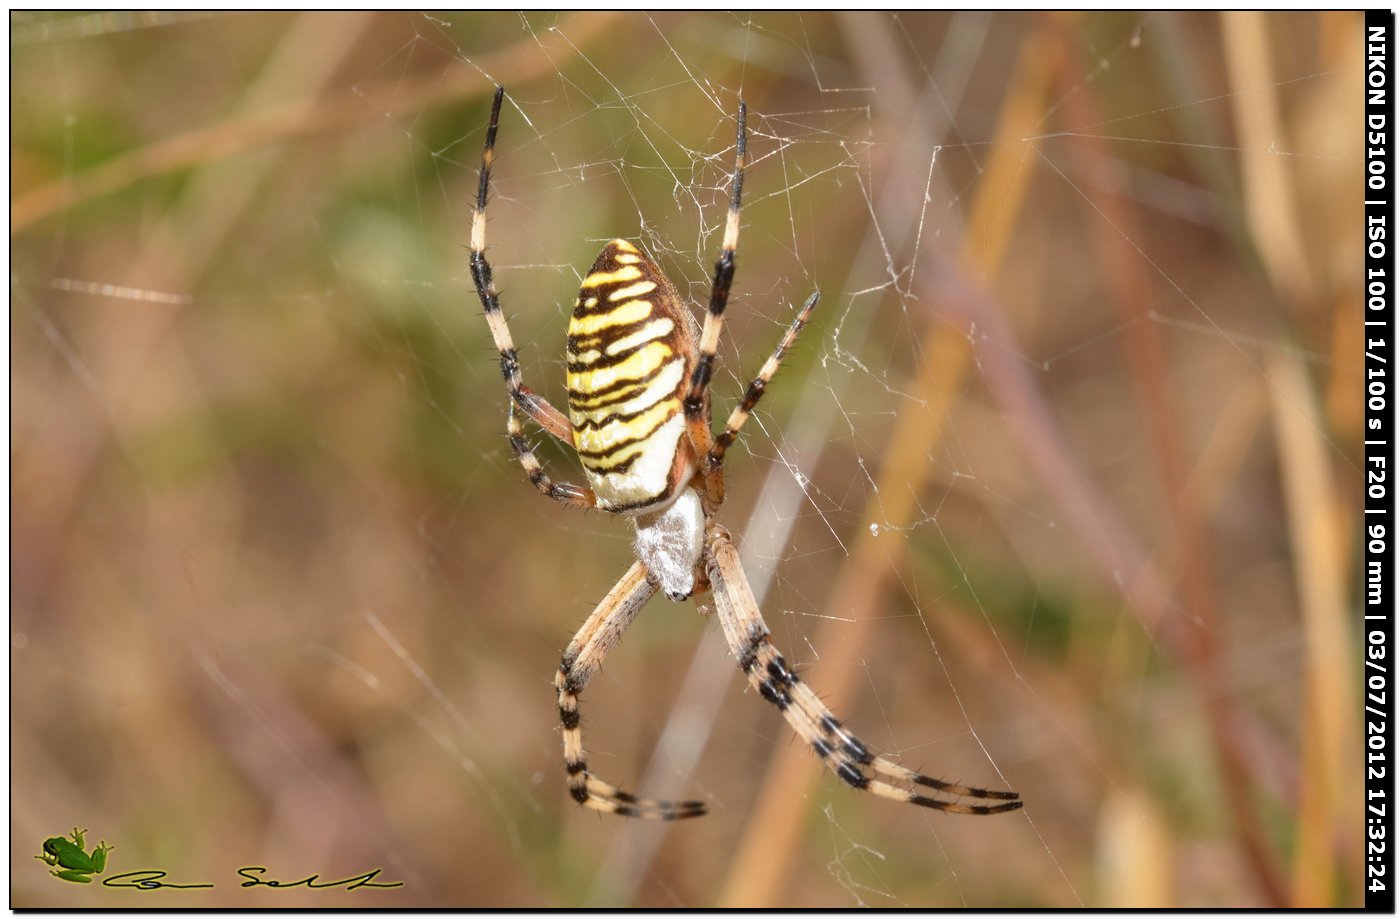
[{"left": 11, "top": 11, "right": 1365, "bottom": 907}]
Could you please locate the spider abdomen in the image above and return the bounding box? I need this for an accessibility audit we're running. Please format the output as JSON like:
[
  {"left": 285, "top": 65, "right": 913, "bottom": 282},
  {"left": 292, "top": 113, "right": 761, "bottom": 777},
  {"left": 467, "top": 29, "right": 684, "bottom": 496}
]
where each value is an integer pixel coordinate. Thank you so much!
[{"left": 566, "top": 240, "right": 698, "bottom": 514}]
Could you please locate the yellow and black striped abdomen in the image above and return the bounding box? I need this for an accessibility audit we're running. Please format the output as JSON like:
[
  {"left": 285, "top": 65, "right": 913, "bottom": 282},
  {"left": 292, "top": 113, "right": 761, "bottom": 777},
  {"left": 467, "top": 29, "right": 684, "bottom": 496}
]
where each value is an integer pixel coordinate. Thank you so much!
[{"left": 567, "top": 240, "right": 697, "bottom": 514}]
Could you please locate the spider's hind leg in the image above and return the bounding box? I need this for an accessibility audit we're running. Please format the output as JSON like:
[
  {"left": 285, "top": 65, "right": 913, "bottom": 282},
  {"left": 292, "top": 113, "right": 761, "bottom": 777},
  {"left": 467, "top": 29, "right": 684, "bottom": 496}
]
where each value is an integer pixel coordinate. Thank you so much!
[{"left": 471, "top": 86, "right": 598, "bottom": 510}]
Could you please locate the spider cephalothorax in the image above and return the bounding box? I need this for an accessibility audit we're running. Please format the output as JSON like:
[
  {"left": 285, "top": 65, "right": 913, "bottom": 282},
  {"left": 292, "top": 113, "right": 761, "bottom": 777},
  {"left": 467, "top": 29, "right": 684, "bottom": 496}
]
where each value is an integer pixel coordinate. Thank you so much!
[{"left": 470, "top": 86, "right": 1020, "bottom": 820}]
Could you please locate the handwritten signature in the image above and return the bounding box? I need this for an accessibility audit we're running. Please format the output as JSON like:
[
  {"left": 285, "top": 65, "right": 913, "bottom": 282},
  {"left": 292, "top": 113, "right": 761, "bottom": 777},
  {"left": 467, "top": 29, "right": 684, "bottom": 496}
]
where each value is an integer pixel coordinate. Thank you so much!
[{"left": 102, "top": 867, "right": 402, "bottom": 891}]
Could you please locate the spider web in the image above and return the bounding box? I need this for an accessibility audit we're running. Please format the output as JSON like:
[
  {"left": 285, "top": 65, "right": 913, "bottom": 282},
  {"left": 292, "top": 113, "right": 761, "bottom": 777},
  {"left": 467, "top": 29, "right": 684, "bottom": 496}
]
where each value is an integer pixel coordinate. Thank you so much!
[{"left": 10, "top": 10, "right": 1364, "bottom": 908}]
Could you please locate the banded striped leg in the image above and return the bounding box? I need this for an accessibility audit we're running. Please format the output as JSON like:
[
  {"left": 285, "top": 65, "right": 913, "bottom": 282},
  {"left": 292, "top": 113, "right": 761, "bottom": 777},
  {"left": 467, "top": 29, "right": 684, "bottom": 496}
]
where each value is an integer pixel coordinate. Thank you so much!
[
  {"left": 703, "top": 290, "right": 820, "bottom": 506},
  {"left": 683, "top": 100, "right": 747, "bottom": 493},
  {"left": 703, "top": 524, "right": 1022, "bottom": 816},
  {"left": 556, "top": 560, "right": 707, "bottom": 819},
  {"left": 471, "top": 86, "right": 595, "bottom": 509}
]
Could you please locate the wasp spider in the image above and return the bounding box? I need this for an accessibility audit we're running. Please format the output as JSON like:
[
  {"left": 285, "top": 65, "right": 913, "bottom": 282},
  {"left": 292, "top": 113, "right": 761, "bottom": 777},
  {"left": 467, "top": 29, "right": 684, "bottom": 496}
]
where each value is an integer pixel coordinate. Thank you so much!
[{"left": 469, "top": 87, "right": 1022, "bottom": 820}]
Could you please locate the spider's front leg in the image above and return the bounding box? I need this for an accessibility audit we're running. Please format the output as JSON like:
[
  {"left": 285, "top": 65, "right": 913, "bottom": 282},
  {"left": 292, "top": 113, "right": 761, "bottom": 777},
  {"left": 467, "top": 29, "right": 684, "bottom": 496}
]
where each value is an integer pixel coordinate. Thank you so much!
[
  {"left": 703, "top": 523, "right": 1022, "bottom": 816},
  {"left": 554, "top": 560, "right": 707, "bottom": 820}
]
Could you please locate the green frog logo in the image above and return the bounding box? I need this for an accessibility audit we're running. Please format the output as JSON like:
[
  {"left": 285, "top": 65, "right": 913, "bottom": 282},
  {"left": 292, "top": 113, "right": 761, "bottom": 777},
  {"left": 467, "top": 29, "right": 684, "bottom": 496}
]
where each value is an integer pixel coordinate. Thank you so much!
[{"left": 36, "top": 827, "right": 113, "bottom": 884}]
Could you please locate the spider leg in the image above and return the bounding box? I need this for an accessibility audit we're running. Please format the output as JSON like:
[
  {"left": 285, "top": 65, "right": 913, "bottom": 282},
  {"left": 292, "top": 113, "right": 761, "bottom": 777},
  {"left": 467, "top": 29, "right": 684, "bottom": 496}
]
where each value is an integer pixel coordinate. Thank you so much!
[
  {"left": 703, "top": 524, "right": 1021, "bottom": 816},
  {"left": 471, "top": 85, "right": 596, "bottom": 508},
  {"left": 706, "top": 290, "right": 820, "bottom": 497},
  {"left": 556, "top": 560, "right": 707, "bottom": 820},
  {"left": 683, "top": 100, "right": 747, "bottom": 497}
]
